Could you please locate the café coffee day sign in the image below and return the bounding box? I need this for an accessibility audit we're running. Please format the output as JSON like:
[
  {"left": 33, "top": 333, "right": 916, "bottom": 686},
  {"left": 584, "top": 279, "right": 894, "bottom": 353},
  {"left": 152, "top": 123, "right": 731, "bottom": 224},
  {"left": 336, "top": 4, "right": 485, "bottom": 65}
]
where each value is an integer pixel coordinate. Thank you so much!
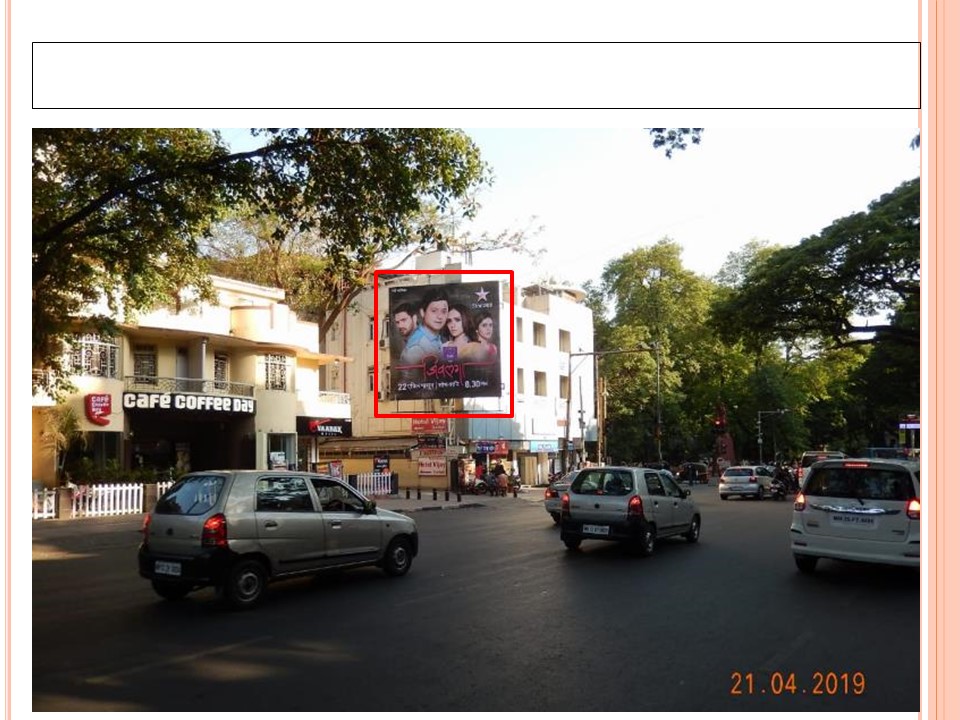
[{"left": 123, "top": 392, "right": 256, "bottom": 414}]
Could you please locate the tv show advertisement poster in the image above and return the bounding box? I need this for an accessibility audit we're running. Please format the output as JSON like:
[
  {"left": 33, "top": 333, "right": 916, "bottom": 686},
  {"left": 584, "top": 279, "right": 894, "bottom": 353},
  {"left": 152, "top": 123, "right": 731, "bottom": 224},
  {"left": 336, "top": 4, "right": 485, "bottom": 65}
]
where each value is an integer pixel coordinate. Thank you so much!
[{"left": 388, "top": 281, "right": 501, "bottom": 400}]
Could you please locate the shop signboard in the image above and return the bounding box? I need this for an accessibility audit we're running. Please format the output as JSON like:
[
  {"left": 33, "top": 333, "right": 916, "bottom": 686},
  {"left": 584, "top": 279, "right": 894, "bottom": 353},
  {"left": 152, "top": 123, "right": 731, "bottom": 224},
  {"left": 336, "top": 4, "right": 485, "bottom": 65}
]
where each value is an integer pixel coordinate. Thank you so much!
[
  {"left": 389, "top": 281, "right": 501, "bottom": 400},
  {"left": 296, "top": 417, "right": 353, "bottom": 436},
  {"left": 529, "top": 439, "right": 558, "bottom": 452},
  {"left": 418, "top": 456, "right": 447, "bottom": 476},
  {"left": 475, "top": 440, "right": 510, "bottom": 456},
  {"left": 374, "top": 455, "right": 390, "bottom": 474},
  {"left": 84, "top": 393, "right": 112, "bottom": 426},
  {"left": 122, "top": 391, "right": 256, "bottom": 414},
  {"left": 411, "top": 417, "right": 448, "bottom": 434}
]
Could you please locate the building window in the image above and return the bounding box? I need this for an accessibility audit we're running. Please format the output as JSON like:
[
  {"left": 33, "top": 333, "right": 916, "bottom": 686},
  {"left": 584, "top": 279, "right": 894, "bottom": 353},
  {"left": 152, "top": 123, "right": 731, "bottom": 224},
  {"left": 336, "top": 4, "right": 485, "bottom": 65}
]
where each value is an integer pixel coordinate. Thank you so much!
[
  {"left": 214, "top": 353, "right": 229, "bottom": 391},
  {"left": 515, "top": 317, "right": 523, "bottom": 343},
  {"left": 534, "top": 371, "right": 547, "bottom": 396},
  {"left": 367, "top": 366, "right": 375, "bottom": 393},
  {"left": 560, "top": 374, "right": 570, "bottom": 400},
  {"left": 559, "top": 329, "right": 571, "bottom": 353},
  {"left": 533, "top": 322, "right": 547, "bottom": 347},
  {"left": 265, "top": 353, "right": 289, "bottom": 391},
  {"left": 368, "top": 317, "right": 375, "bottom": 342},
  {"left": 68, "top": 334, "right": 119, "bottom": 378},
  {"left": 516, "top": 367, "right": 525, "bottom": 395},
  {"left": 133, "top": 344, "right": 158, "bottom": 385}
]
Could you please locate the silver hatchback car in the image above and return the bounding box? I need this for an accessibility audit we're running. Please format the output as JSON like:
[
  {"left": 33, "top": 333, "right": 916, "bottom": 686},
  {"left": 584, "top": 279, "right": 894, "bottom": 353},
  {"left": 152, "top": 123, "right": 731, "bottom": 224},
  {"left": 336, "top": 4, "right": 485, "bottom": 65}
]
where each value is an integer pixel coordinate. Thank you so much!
[
  {"left": 559, "top": 466, "right": 701, "bottom": 555},
  {"left": 790, "top": 458, "right": 920, "bottom": 573},
  {"left": 139, "top": 471, "right": 419, "bottom": 608},
  {"left": 719, "top": 465, "right": 773, "bottom": 500}
]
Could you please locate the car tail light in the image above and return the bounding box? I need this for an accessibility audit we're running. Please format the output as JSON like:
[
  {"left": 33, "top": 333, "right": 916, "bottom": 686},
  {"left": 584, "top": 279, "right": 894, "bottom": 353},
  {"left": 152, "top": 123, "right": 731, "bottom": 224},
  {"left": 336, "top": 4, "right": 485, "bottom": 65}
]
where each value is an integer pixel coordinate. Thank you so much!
[
  {"left": 202, "top": 513, "right": 228, "bottom": 547},
  {"left": 141, "top": 513, "right": 151, "bottom": 546},
  {"left": 544, "top": 487, "right": 557, "bottom": 499},
  {"left": 628, "top": 495, "right": 643, "bottom": 517},
  {"left": 843, "top": 462, "right": 870, "bottom": 468},
  {"left": 794, "top": 492, "right": 807, "bottom": 511},
  {"left": 561, "top": 493, "right": 571, "bottom": 518},
  {"left": 749, "top": 476, "right": 758, "bottom": 484},
  {"left": 906, "top": 498, "right": 920, "bottom": 520}
]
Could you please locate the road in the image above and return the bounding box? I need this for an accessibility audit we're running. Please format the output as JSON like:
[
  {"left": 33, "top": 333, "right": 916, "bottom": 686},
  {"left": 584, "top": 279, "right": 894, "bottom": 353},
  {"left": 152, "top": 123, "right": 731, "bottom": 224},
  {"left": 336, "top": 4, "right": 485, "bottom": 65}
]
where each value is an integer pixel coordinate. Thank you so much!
[{"left": 31, "top": 485, "right": 919, "bottom": 712}]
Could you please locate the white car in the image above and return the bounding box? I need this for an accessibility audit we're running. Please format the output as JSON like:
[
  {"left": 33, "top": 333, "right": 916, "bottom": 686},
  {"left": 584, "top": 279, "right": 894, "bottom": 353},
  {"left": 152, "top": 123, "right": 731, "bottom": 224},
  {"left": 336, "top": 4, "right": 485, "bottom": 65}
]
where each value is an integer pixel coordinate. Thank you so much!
[
  {"left": 790, "top": 458, "right": 920, "bottom": 573},
  {"left": 718, "top": 465, "right": 773, "bottom": 500}
]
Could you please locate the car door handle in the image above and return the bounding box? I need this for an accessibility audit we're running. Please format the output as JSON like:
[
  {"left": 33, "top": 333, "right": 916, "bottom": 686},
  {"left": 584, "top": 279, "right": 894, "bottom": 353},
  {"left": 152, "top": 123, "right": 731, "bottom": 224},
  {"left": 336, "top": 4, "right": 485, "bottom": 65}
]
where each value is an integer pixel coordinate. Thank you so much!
[
  {"left": 330, "top": 521, "right": 342, "bottom": 529},
  {"left": 263, "top": 520, "right": 278, "bottom": 528}
]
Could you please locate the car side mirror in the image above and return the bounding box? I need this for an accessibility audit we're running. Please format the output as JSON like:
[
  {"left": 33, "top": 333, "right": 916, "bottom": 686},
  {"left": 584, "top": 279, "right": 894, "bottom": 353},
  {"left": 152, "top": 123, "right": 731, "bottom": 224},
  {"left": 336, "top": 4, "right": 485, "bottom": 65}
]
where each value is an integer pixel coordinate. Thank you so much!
[{"left": 363, "top": 500, "right": 377, "bottom": 514}]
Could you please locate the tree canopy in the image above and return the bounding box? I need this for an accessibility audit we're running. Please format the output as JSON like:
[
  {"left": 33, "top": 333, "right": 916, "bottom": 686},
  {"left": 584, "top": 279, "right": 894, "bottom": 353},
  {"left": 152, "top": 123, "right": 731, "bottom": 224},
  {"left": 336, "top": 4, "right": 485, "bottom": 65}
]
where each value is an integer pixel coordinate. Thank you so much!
[
  {"left": 710, "top": 177, "right": 920, "bottom": 351},
  {"left": 32, "top": 128, "right": 489, "bottom": 394}
]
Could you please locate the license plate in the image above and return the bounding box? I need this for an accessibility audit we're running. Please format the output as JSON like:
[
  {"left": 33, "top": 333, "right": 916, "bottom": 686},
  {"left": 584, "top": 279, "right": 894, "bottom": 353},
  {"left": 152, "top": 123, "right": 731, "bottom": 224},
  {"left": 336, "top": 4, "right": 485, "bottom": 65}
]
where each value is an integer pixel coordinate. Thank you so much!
[
  {"left": 830, "top": 514, "right": 877, "bottom": 529},
  {"left": 582, "top": 524, "right": 610, "bottom": 536},
  {"left": 155, "top": 560, "right": 182, "bottom": 576}
]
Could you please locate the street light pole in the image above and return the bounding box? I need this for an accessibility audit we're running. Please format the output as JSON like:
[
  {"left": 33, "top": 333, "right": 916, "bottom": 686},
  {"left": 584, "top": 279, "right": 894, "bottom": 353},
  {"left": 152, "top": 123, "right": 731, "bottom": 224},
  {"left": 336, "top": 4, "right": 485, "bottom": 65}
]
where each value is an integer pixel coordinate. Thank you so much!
[
  {"left": 562, "top": 345, "right": 661, "bottom": 471},
  {"left": 756, "top": 408, "right": 789, "bottom": 464}
]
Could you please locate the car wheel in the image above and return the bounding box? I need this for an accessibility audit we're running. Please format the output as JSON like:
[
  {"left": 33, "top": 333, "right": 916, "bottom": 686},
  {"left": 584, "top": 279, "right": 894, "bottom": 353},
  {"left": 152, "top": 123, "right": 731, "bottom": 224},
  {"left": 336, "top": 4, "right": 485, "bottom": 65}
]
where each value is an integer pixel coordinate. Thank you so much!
[
  {"left": 550, "top": 512, "right": 561, "bottom": 525},
  {"left": 794, "top": 554, "right": 818, "bottom": 574},
  {"left": 382, "top": 537, "right": 413, "bottom": 577},
  {"left": 756, "top": 489, "right": 764, "bottom": 501},
  {"left": 720, "top": 494, "right": 728, "bottom": 501},
  {"left": 684, "top": 515, "right": 701, "bottom": 543},
  {"left": 220, "top": 558, "right": 268, "bottom": 610},
  {"left": 151, "top": 579, "right": 191, "bottom": 601},
  {"left": 562, "top": 535, "right": 581, "bottom": 550},
  {"left": 635, "top": 525, "right": 656, "bottom": 557}
]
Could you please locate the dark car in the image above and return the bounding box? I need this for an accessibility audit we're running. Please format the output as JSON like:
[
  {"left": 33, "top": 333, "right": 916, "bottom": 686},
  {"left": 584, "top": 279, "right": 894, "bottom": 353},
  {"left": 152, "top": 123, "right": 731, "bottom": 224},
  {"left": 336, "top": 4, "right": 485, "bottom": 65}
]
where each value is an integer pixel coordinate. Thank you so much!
[{"left": 676, "top": 462, "right": 709, "bottom": 484}]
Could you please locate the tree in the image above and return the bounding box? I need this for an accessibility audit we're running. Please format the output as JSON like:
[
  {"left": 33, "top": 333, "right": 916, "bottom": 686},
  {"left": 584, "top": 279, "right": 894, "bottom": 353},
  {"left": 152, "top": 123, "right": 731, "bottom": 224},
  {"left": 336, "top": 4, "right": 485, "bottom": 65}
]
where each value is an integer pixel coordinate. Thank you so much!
[
  {"left": 33, "top": 128, "right": 489, "bottom": 395},
  {"left": 38, "top": 405, "right": 85, "bottom": 483},
  {"left": 204, "top": 198, "right": 542, "bottom": 339},
  {"left": 710, "top": 177, "right": 920, "bottom": 351},
  {"left": 648, "top": 128, "right": 704, "bottom": 158}
]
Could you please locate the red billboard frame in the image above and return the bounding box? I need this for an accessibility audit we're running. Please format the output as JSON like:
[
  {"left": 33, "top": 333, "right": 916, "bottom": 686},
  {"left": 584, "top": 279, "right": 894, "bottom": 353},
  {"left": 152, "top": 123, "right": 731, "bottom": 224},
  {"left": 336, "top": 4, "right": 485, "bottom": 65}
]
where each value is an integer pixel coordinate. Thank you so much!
[{"left": 374, "top": 269, "right": 515, "bottom": 419}]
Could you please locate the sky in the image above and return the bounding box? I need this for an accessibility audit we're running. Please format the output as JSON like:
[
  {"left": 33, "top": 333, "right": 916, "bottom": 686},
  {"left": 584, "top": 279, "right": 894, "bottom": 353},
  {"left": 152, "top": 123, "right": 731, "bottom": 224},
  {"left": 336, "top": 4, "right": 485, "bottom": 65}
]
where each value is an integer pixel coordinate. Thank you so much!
[
  {"left": 218, "top": 127, "right": 921, "bottom": 291},
  {"left": 456, "top": 127, "right": 921, "bottom": 288}
]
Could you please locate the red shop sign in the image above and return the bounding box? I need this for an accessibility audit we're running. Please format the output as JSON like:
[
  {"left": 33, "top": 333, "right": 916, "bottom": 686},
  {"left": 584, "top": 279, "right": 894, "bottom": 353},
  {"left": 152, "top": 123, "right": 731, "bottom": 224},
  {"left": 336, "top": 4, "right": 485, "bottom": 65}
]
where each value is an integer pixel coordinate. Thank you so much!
[{"left": 85, "top": 393, "right": 112, "bottom": 426}]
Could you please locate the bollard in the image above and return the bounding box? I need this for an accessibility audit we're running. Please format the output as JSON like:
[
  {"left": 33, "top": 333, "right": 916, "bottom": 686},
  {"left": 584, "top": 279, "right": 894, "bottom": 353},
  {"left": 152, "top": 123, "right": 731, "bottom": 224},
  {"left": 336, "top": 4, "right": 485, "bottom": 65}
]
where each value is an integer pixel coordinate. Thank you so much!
[
  {"left": 406, "top": 488, "right": 410, "bottom": 500},
  {"left": 457, "top": 491, "right": 462, "bottom": 503},
  {"left": 417, "top": 488, "right": 421, "bottom": 500},
  {"left": 432, "top": 488, "right": 437, "bottom": 501},
  {"left": 445, "top": 490, "right": 450, "bottom": 501}
]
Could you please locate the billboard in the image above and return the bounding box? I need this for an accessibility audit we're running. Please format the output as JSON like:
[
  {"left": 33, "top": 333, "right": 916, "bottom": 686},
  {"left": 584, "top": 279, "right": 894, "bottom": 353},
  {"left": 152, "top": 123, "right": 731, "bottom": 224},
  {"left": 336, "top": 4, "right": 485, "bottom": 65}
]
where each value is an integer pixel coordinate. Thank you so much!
[{"left": 388, "top": 281, "right": 501, "bottom": 400}]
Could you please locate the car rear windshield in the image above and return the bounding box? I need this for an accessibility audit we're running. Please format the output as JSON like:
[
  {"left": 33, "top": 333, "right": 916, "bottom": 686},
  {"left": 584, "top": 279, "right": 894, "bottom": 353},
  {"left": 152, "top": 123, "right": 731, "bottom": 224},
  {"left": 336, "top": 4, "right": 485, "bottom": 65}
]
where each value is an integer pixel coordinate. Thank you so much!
[
  {"left": 802, "top": 452, "right": 845, "bottom": 467},
  {"left": 571, "top": 469, "right": 634, "bottom": 496},
  {"left": 724, "top": 468, "right": 753, "bottom": 477},
  {"left": 804, "top": 466, "right": 915, "bottom": 500},
  {"left": 155, "top": 474, "right": 226, "bottom": 515}
]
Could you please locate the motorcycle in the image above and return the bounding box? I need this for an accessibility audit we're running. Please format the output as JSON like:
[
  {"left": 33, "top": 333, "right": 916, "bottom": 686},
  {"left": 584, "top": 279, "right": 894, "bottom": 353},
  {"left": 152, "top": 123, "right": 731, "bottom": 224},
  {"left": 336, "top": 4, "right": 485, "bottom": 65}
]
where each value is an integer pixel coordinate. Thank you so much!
[{"left": 770, "top": 476, "right": 788, "bottom": 500}]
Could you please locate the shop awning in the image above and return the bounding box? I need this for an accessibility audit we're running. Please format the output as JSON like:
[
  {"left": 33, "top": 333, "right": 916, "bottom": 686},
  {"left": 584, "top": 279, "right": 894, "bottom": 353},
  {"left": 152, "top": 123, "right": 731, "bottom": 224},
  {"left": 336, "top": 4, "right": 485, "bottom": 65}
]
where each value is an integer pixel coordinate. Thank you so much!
[{"left": 315, "top": 437, "right": 419, "bottom": 454}]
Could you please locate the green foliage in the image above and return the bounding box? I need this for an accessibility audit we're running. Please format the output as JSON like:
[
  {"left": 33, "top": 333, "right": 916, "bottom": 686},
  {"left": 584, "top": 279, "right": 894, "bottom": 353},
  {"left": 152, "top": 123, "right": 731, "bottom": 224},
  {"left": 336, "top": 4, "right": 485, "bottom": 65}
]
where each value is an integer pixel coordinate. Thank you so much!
[
  {"left": 33, "top": 128, "right": 489, "bottom": 396},
  {"left": 648, "top": 128, "right": 704, "bottom": 158},
  {"left": 710, "top": 178, "right": 920, "bottom": 351}
]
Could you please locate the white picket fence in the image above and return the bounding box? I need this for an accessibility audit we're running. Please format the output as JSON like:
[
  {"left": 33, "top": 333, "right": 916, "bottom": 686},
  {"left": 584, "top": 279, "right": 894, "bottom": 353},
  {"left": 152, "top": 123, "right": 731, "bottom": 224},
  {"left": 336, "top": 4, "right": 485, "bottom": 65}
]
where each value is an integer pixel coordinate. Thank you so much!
[
  {"left": 70, "top": 483, "right": 144, "bottom": 518},
  {"left": 353, "top": 472, "right": 396, "bottom": 497},
  {"left": 32, "top": 489, "right": 57, "bottom": 519}
]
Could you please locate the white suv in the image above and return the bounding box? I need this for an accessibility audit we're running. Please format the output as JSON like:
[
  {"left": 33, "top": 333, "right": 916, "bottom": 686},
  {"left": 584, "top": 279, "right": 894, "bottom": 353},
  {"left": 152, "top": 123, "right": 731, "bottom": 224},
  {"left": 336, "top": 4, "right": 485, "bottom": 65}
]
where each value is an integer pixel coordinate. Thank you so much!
[
  {"left": 139, "top": 471, "right": 419, "bottom": 608},
  {"left": 789, "top": 458, "right": 920, "bottom": 573}
]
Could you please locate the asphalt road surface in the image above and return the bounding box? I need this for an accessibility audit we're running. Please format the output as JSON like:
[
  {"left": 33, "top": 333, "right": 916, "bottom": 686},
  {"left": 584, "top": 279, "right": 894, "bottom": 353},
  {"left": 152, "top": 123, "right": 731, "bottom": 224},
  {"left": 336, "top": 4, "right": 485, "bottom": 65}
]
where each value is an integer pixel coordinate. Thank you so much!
[{"left": 31, "top": 486, "right": 920, "bottom": 712}]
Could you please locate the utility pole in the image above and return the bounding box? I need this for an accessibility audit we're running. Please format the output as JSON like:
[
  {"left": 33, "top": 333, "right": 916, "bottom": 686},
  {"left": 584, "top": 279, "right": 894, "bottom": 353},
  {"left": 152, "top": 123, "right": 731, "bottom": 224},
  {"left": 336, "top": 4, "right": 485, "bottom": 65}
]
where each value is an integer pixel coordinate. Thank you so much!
[{"left": 757, "top": 408, "right": 789, "bottom": 464}]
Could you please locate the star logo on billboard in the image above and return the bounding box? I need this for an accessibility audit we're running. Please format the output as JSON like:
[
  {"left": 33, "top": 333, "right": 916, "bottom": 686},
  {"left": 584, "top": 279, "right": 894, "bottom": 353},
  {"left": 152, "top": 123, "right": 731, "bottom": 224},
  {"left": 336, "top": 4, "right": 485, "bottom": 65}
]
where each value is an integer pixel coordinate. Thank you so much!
[{"left": 475, "top": 287, "right": 490, "bottom": 302}]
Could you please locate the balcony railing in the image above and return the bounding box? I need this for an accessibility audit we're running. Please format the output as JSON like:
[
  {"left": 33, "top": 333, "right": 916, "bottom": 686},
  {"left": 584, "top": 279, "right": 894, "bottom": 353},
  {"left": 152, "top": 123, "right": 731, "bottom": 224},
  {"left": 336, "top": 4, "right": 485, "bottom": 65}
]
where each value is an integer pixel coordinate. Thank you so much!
[{"left": 124, "top": 376, "right": 255, "bottom": 397}]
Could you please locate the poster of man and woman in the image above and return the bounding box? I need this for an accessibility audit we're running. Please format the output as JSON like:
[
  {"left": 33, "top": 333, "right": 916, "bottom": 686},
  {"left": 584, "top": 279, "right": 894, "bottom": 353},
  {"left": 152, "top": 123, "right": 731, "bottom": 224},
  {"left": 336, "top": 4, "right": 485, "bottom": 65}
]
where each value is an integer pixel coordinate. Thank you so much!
[{"left": 389, "top": 280, "right": 502, "bottom": 400}]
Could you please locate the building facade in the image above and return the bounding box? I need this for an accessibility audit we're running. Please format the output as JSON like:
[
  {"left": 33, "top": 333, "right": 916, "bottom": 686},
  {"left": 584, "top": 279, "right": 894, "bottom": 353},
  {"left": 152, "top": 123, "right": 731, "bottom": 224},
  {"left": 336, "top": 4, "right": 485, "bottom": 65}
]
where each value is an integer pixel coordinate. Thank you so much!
[
  {"left": 318, "top": 253, "right": 596, "bottom": 488},
  {"left": 32, "top": 276, "right": 350, "bottom": 487}
]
